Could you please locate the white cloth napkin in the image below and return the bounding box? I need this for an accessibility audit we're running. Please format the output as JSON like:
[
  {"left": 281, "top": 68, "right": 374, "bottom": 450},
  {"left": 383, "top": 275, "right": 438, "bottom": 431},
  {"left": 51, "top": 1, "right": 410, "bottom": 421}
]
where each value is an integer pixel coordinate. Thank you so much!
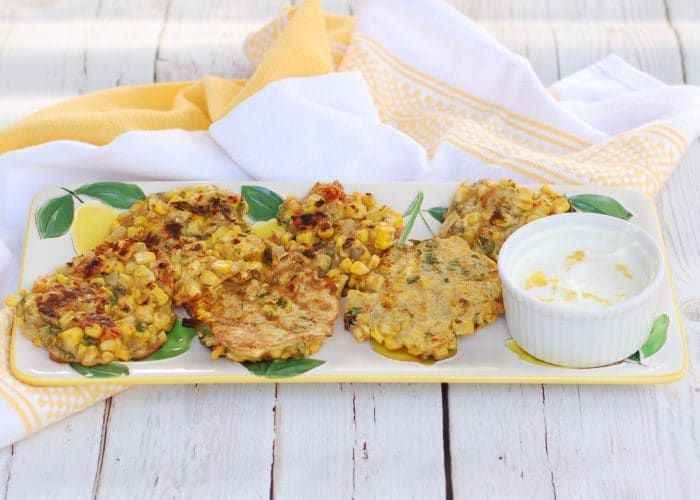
[{"left": 2, "top": 0, "right": 700, "bottom": 447}]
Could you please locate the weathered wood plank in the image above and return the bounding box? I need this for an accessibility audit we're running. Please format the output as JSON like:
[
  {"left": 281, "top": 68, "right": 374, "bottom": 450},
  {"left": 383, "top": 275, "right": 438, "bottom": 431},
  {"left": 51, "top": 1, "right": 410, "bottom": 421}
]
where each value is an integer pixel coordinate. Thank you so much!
[
  {"left": 155, "top": 0, "right": 289, "bottom": 82},
  {"left": 0, "top": 445, "right": 11, "bottom": 499},
  {"left": 667, "top": 0, "right": 700, "bottom": 84},
  {"left": 350, "top": 383, "right": 445, "bottom": 500},
  {"left": 272, "top": 383, "right": 355, "bottom": 499},
  {"left": 448, "top": 385, "right": 553, "bottom": 500},
  {"left": 0, "top": 0, "right": 168, "bottom": 128},
  {"left": 4, "top": 403, "right": 105, "bottom": 500},
  {"left": 95, "top": 384, "right": 276, "bottom": 500},
  {"left": 272, "top": 383, "right": 445, "bottom": 500},
  {"left": 261, "top": 361, "right": 446, "bottom": 494}
]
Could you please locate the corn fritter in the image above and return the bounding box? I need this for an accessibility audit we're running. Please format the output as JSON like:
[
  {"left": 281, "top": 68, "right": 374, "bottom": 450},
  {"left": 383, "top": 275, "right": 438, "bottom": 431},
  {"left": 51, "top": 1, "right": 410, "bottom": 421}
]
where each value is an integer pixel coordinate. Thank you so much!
[
  {"left": 344, "top": 237, "right": 503, "bottom": 360},
  {"left": 16, "top": 239, "right": 176, "bottom": 365},
  {"left": 439, "top": 179, "right": 570, "bottom": 260}
]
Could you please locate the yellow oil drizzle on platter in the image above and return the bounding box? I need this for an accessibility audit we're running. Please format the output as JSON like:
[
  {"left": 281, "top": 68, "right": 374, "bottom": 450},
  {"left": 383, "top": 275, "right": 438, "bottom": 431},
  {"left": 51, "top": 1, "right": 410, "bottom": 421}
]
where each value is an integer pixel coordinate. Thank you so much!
[
  {"left": 370, "top": 338, "right": 456, "bottom": 365},
  {"left": 505, "top": 340, "right": 559, "bottom": 367},
  {"left": 71, "top": 201, "right": 120, "bottom": 254}
]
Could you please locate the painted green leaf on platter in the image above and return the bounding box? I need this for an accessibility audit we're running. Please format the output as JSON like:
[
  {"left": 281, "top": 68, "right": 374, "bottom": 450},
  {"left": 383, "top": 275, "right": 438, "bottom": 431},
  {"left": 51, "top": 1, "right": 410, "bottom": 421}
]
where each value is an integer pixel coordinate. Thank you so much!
[
  {"left": 71, "top": 362, "right": 129, "bottom": 378},
  {"left": 74, "top": 182, "right": 146, "bottom": 209},
  {"left": 399, "top": 192, "right": 424, "bottom": 243},
  {"left": 36, "top": 194, "right": 74, "bottom": 238},
  {"left": 243, "top": 358, "right": 325, "bottom": 378},
  {"left": 426, "top": 206, "right": 447, "bottom": 223},
  {"left": 241, "top": 185, "right": 284, "bottom": 221},
  {"left": 568, "top": 194, "right": 632, "bottom": 220}
]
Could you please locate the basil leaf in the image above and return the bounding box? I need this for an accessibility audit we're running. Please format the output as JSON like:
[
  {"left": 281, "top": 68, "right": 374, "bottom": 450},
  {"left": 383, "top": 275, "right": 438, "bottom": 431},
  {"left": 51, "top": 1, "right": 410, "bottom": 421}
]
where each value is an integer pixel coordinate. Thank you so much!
[
  {"left": 243, "top": 358, "right": 325, "bottom": 378},
  {"left": 627, "top": 351, "right": 640, "bottom": 363},
  {"left": 36, "top": 194, "right": 74, "bottom": 238},
  {"left": 568, "top": 194, "right": 632, "bottom": 220},
  {"left": 640, "top": 313, "right": 669, "bottom": 358},
  {"left": 141, "top": 319, "right": 196, "bottom": 361},
  {"left": 427, "top": 206, "right": 447, "bottom": 223},
  {"left": 74, "top": 182, "right": 146, "bottom": 209},
  {"left": 241, "top": 185, "right": 284, "bottom": 221},
  {"left": 399, "top": 192, "right": 424, "bottom": 243},
  {"left": 71, "top": 362, "right": 129, "bottom": 378}
]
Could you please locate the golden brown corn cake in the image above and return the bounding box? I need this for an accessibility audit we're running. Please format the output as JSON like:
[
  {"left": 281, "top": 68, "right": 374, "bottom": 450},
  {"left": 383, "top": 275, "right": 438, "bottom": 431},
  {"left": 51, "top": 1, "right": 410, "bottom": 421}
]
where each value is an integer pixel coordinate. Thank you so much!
[
  {"left": 164, "top": 233, "right": 265, "bottom": 306},
  {"left": 275, "top": 181, "right": 403, "bottom": 293},
  {"left": 108, "top": 185, "right": 265, "bottom": 305},
  {"left": 439, "top": 179, "right": 570, "bottom": 260},
  {"left": 109, "top": 184, "right": 250, "bottom": 244},
  {"left": 15, "top": 239, "right": 176, "bottom": 366},
  {"left": 187, "top": 252, "right": 339, "bottom": 363},
  {"left": 343, "top": 237, "right": 503, "bottom": 360}
]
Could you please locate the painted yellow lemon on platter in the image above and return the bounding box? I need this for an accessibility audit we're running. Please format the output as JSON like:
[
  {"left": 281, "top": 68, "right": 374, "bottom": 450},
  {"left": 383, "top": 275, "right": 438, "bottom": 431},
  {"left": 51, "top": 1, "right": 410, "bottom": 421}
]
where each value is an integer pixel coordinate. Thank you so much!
[{"left": 71, "top": 200, "right": 120, "bottom": 254}]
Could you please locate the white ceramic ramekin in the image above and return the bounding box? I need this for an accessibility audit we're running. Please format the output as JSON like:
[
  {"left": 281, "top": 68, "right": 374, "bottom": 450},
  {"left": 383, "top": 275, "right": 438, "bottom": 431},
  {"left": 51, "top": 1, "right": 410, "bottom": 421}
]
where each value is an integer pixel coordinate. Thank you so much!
[{"left": 498, "top": 213, "right": 665, "bottom": 368}]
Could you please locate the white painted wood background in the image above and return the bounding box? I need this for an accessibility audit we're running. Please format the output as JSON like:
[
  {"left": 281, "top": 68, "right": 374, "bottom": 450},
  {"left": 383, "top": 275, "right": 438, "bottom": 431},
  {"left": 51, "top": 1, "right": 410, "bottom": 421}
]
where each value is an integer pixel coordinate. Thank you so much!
[{"left": 0, "top": 1, "right": 699, "bottom": 499}]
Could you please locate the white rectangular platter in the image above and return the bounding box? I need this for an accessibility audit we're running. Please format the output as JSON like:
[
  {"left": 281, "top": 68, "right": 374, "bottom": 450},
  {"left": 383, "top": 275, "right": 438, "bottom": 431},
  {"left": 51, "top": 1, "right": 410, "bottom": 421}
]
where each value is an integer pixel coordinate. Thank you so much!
[{"left": 11, "top": 181, "right": 688, "bottom": 385}]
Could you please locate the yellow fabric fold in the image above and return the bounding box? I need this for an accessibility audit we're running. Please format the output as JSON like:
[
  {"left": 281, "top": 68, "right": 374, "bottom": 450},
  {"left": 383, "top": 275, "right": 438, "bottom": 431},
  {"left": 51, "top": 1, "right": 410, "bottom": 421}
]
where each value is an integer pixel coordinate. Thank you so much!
[{"left": 0, "top": 0, "right": 347, "bottom": 155}]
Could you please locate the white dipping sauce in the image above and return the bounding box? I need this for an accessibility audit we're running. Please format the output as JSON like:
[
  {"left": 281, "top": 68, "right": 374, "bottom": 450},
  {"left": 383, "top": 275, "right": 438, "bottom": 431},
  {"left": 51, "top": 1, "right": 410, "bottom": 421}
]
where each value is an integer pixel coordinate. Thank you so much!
[{"left": 512, "top": 226, "right": 656, "bottom": 309}]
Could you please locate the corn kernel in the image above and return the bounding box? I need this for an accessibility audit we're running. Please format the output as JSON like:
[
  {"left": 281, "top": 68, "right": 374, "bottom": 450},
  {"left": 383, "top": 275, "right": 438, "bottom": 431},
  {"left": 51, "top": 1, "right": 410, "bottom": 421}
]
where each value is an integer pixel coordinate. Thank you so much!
[
  {"left": 553, "top": 197, "right": 571, "bottom": 214},
  {"left": 83, "top": 345, "right": 99, "bottom": 364},
  {"left": 168, "top": 194, "right": 184, "bottom": 203},
  {"left": 134, "top": 265, "right": 156, "bottom": 284},
  {"left": 58, "top": 311, "right": 75, "bottom": 329},
  {"left": 77, "top": 344, "right": 87, "bottom": 357},
  {"left": 354, "top": 228, "right": 369, "bottom": 243},
  {"left": 60, "top": 327, "right": 84, "bottom": 351},
  {"left": 368, "top": 255, "right": 381, "bottom": 269},
  {"left": 85, "top": 324, "right": 102, "bottom": 338},
  {"left": 55, "top": 273, "right": 69, "bottom": 284},
  {"left": 371, "top": 225, "right": 396, "bottom": 250},
  {"left": 196, "top": 308, "right": 212, "bottom": 320},
  {"left": 151, "top": 286, "right": 170, "bottom": 306},
  {"left": 115, "top": 348, "right": 130, "bottom": 361},
  {"left": 251, "top": 220, "right": 281, "bottom": 239},
  {"left": 211, "top": 345, "right": 225, "bottom": 360},
  {"left": 199, "top": 270, "right": 220, "bottom": 286},
  {"left": 186, "top": 282, "right": 201, "bottom": 298},
  {"left": 350, "top": 261, "right": 370, "bottom": 275},
  {"left": 339, "top": 258, "right": 353, "bottom": 273},
  {"left": 116, "top": 319, "right": 136, "bottom": 338},
  {"left": 127, "top": 227, "right": 139, "bottom": 238},
  {"left": 454, "top": 186, "right": 469, "bottom": 202},
  {"left": 153, "top": 312, "right": 172, "bottom": 331},
  {"left": 100, "top": 339, "right": 116, "bottom": 351},
  {"left": 4, "top": 295, "right": 19, "bottom": 307},
  {"left": 153, "top": 200, "right": 169, "bottom": 216},
  {"left": 101, "top": 352, "right": 115, "bottom": 363},
  {"left": 296, "top": 231, "right": 316, "bottom": 244},
  {"left": 135, "top": 251, "right": 156, "bottom": 265},
  {"left": 318, "top": 227, "right": 334, "bottom": 239}
]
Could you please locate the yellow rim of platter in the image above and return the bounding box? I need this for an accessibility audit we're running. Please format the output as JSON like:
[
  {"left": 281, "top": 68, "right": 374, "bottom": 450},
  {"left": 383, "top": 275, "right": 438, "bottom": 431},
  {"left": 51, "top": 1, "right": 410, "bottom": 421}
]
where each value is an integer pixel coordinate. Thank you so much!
[{"left": 10, "top": 187, "right": 688, "bottom": 386}]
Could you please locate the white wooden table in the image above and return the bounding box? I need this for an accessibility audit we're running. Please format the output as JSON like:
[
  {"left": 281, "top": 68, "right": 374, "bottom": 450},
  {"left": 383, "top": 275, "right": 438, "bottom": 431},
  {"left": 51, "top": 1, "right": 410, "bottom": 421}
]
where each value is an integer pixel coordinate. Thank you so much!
[{"left": 1, "top": 1, "right": 699, "bottom": 499}]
